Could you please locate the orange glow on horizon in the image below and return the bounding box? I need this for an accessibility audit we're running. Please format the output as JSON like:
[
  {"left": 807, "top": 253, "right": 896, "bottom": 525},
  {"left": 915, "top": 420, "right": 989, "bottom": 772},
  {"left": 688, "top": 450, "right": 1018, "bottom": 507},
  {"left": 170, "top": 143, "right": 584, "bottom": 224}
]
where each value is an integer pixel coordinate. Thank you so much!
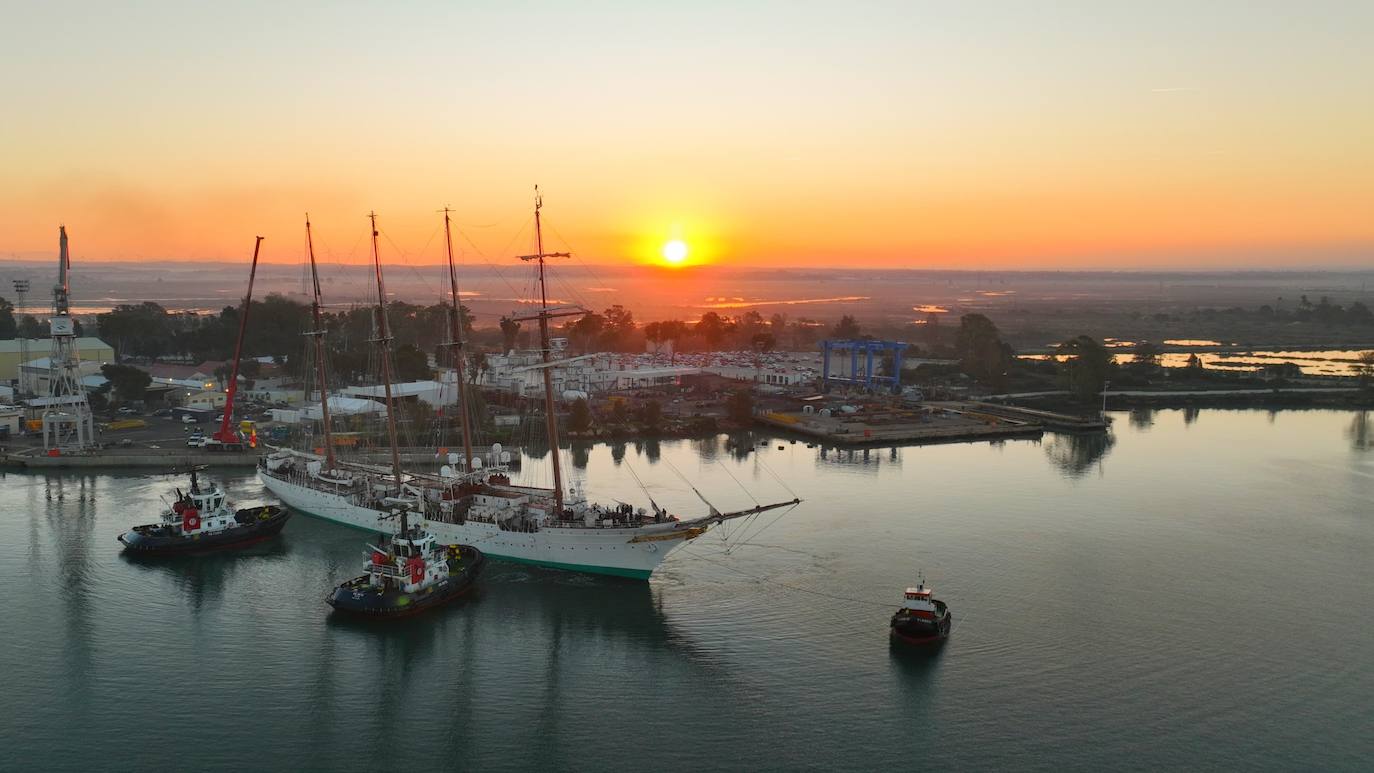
[
  {"left": 1, "top": 4, "right": 1371, "bottom": 270},
  {"left": 624, "top": 218, "right": 721, "bottom": 269}
]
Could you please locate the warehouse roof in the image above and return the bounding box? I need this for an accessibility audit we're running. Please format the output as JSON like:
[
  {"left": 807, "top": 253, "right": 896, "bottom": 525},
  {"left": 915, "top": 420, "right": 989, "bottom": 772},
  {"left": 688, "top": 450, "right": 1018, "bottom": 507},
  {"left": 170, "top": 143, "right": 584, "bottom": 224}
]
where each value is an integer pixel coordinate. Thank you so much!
[{"left": 0, "top": 337, "right": 112, "bottom": 353}]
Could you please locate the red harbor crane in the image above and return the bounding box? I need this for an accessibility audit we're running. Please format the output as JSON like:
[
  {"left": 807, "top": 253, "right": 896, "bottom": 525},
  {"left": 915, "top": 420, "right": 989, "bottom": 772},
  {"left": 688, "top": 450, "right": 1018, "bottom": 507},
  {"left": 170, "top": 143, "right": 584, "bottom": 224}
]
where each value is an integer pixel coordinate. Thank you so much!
[{"left": 205, "top": 236, "right": 263, "bottom": 452}]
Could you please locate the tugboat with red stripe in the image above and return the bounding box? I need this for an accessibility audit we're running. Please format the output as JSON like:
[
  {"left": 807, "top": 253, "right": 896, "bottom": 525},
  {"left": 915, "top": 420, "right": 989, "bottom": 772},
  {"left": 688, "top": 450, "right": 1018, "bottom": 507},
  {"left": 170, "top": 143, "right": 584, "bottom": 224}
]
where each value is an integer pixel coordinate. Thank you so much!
[
  {"left": 889, "top": 579, "right": 952, "bottom": 645},
  {"left": 327, "top": 505, "right": 485, "bottom": 619},
  {"left": 118, "top": 466, "right": 289, "bottom": 555}
]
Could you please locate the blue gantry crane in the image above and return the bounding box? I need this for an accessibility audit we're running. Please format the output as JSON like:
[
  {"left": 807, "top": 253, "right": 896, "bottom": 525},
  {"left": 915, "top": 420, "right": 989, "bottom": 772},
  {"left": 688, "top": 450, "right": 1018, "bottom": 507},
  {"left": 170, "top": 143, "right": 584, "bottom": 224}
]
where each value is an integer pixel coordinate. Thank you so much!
[{"left": 821, "top": 339, "right": 905, "bottom": 394}]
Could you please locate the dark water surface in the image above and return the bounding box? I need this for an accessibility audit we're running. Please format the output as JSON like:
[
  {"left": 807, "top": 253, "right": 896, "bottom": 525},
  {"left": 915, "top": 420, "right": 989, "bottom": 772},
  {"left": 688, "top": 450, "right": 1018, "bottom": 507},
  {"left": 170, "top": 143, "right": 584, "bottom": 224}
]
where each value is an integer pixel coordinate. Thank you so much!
[{"left": 4, "top": 409, "right": 1373, "bottom": 771}]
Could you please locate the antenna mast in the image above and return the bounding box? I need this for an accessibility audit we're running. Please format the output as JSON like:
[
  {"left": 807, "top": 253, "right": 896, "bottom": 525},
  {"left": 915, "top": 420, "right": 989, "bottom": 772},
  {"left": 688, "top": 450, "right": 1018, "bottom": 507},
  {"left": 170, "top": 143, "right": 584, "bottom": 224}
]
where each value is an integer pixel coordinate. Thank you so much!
[
  {"left": 440, "top": 207, "right": 475, "bottom": 472},
  {"left": 517, "top": 187, "right": 571, "bottom": 516},
  {"left": 305, "top": 216, "right": 336, "bottom": 468},
  {"left": 11, "top": 279, "right": 31, "bottom": 396}
]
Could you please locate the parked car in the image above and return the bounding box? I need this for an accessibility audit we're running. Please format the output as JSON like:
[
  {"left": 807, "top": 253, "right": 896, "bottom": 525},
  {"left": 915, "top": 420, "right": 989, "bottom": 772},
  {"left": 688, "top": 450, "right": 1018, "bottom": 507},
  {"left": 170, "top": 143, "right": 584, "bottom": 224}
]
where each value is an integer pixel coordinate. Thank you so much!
[
  {"left": 117, "top": 407, "right": 139, "bottom": 416},
  {"left": 181, "top": 414, "right": 199, "bottom": 424}
]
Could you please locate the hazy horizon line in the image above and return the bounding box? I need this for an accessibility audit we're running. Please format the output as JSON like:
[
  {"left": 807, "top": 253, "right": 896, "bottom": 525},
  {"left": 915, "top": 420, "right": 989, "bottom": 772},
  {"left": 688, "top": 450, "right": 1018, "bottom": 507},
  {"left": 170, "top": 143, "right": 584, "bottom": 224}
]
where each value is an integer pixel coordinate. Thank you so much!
[{"left": 5, "top": 258, "right": 1374, "bottom": 276}]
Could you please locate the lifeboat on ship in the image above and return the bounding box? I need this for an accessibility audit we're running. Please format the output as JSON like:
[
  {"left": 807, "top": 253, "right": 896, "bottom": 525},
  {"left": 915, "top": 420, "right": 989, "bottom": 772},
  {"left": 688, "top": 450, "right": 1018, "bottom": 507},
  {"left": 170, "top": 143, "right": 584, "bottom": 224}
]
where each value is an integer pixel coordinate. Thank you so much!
[{"left": 889, "top": 581, "right": 952, "bottom": 646}]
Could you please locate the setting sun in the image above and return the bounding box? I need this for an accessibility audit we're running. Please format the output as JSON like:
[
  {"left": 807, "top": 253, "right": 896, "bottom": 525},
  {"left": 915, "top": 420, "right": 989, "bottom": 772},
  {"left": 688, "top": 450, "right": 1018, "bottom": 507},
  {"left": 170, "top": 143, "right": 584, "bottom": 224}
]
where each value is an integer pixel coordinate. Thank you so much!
[{"left": 661, "top": 239, "right": 689, "bottom": 265}]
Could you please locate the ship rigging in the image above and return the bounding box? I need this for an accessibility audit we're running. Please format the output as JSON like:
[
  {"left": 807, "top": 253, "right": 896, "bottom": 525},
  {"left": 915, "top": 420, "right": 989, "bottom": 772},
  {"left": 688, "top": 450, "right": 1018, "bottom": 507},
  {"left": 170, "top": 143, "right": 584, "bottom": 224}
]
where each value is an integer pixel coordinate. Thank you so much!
[{"left": 259, "top": 195, "right": 800, "bottom": 579}]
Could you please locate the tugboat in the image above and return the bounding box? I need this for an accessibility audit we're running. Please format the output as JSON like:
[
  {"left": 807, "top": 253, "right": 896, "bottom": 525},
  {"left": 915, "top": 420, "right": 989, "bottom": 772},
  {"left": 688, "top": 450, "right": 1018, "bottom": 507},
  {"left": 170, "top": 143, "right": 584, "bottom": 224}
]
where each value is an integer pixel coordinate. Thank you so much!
[
  {"left": 889, "top": 580, "right": 952, "bottom": 645},
  {"left": 118, "top": 466, "right": 290, "bottom": 555},
  {"left": 326, "top": 505, "right": 485, "bottom": 619}
]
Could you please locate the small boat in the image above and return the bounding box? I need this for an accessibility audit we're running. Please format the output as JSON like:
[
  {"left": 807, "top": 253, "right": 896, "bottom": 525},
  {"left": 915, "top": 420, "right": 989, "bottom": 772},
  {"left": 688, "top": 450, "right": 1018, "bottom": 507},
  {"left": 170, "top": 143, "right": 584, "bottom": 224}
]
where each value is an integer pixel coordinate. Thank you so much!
[
  {"left": 326, "top": 507, "right": 485, "bottom": 619},
  {"left": 889, "top": 580, "right": 952, "bottom": 645},
  {"left": 118, "top": 466, "right": 290, "bottom": 555}
]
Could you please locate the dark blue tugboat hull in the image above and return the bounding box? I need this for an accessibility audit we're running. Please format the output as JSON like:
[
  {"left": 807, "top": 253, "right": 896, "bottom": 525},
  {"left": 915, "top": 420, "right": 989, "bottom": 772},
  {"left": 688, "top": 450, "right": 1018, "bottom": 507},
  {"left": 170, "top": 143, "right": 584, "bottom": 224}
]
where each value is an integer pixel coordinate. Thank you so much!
[
  {"left": 889, "top": 611, "right": 953, "bottom": 645},
  {"left": 327, "top": 548, "right": 486, "bottom": 618},
  {"left": 118, "top": 507, "right": 290, "bottom": 555}
]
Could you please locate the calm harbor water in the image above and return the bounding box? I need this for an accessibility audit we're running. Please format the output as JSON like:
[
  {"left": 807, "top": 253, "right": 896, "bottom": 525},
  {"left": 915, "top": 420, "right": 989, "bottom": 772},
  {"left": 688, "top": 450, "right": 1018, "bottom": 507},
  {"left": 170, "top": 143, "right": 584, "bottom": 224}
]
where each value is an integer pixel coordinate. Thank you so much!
[{"left": 3, "top": 409, "right": 1373, "bottom": 771}]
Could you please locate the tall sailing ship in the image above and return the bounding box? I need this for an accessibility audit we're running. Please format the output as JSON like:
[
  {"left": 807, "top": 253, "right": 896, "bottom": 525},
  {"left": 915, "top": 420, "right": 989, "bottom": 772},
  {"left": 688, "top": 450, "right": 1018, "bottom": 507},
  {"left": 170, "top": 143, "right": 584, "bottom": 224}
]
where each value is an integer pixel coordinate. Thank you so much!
[{"left": 259, "top": 198, "right": 798, "bottom": 579}]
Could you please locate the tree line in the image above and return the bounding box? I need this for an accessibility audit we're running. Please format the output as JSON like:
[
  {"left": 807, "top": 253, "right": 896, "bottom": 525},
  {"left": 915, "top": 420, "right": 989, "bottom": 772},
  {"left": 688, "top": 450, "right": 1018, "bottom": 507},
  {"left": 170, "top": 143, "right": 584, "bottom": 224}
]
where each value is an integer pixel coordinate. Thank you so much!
[
  {"left": 11, "top": 287, "right": 1126, "bottom": 402},
  {"left": 950, "top": 313, "right": 1113, "bottom": 401},
  {"left": 0, "top": 297, "right": 85, "bottom": 339},
  {"left": 87, "top": 296, "right": 480, "bottom": 386},
  {"left": 554, "top": 307, "right": 867, "bottom": 356}
]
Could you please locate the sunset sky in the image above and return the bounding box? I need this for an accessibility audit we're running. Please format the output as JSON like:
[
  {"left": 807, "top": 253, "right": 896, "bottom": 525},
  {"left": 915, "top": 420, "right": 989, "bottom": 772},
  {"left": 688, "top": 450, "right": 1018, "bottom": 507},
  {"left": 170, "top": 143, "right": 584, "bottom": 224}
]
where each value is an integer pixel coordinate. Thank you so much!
[{"left": 3, "top": 1, "right": 1372, "bottom": 269}]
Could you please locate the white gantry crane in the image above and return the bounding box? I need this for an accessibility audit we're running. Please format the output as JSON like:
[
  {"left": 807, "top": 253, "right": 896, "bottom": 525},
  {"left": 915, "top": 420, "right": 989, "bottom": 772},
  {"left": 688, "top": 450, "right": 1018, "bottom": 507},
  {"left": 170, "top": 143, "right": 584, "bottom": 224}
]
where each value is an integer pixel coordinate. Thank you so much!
[{"left": 42, "top": 226, "right": 94, "bottom": 450}]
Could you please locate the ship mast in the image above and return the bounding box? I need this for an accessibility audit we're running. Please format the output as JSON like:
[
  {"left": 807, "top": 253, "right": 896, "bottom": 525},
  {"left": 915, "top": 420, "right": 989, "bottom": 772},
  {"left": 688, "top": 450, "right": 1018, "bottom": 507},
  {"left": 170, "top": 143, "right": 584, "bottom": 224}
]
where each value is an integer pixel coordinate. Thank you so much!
[
  {"left": 518, "top": 188, "right": 571, "bottom": 516},
  {"left": 440, "top": 207, "right": 475, "bottom": 472},
  {"left": 368, "top": 213, "right": 405, "bottom": 510},
  {"left": 304, "top": 216, "right": 337, "bottom": 469}
]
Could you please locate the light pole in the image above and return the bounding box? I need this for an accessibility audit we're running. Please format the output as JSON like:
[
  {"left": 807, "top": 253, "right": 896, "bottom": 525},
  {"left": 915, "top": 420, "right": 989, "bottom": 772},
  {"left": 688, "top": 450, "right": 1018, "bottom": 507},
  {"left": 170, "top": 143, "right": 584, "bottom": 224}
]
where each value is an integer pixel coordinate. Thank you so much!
[
  {"left": 11, "top": 279, "right": 30, "bottom": 393},
  {"left": 1101, "top": 379, "right": 1110, "bottom": 420}
]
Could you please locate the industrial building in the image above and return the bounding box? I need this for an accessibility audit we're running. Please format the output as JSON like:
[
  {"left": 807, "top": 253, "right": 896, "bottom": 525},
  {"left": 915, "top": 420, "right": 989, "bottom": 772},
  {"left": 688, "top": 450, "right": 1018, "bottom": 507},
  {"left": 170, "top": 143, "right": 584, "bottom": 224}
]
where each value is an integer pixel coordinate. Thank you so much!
[
  {"left": 477, "top": 349, "right": 819, "bottom": 398},
  {"left": 270, "top": 396, "right": 387, "bottom": 425},
  {"left": 342, "top": 380, "right": 451, "bottom": 408},
  {"left": 0, "top": 337, "right": 114, "bottom": 384},
  {"left": 18, "top": 357, "right": 107, "bottom": 396}
]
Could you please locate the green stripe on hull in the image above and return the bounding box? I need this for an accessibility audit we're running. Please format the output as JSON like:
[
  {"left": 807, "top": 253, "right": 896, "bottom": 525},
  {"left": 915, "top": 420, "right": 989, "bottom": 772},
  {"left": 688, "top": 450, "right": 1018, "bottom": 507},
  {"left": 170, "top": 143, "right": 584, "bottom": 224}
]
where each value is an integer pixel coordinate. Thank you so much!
[
  {"left": 280, "top": 502, "right": 387, "bottom": 534},
  {"left": 493, "top": 553, "right": 653, "bottom": 580},
  {"left": 277, "top": 497, "right": 653, "bottom": 580}
]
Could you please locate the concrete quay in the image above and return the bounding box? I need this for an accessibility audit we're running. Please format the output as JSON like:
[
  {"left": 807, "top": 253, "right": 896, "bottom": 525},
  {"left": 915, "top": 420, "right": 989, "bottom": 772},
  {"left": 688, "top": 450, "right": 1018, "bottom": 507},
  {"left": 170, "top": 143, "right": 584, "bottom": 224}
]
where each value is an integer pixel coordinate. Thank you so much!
[{"left": 755, "top": 401, "right": 1059, "bottom": 445}]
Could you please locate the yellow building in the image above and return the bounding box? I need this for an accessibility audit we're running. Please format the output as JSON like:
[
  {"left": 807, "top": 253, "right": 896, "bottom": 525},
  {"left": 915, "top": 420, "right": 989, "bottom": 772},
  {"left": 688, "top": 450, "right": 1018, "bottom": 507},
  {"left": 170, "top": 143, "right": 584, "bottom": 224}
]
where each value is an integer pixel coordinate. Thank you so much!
[
  {"left": 0, "top": 338, "right": 115, "bottom": 383},
  {"left": 186, "top": 390, "right": 228, "bottom": 409}
]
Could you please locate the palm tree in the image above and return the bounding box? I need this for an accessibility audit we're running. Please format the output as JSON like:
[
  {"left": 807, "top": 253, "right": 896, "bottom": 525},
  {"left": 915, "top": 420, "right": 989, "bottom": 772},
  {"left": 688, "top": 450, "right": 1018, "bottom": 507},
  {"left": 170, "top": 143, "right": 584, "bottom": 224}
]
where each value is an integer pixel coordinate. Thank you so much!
[
  {"left": 499, "top": 316, "right": 521, "bottom": 353},
  {"left": 661, "top": 320, "right": 688, "bottom": 365},
  {"left": 467, "top": 350, "right": 488, "bottom": 385},
  {"left": 644, "top": 321, "right": 665, "bottom": 363}
]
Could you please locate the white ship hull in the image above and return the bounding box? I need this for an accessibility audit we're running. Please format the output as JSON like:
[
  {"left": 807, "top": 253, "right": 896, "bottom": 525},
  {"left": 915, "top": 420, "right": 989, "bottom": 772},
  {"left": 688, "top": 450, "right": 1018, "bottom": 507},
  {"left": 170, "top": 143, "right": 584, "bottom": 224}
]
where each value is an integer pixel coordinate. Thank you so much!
[{"left": 259, "top": 470, "right": 689, "bottom": 579}]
